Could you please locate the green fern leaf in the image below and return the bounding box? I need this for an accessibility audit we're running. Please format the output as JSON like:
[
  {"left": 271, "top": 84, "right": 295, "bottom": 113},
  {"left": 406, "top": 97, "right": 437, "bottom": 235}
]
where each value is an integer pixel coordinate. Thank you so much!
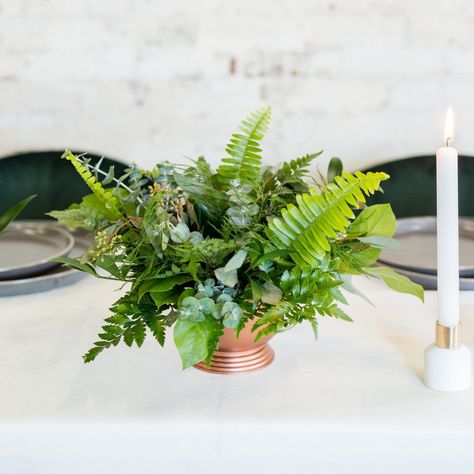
[
  {"left": 216, "top": 107, "right": 271, "bottom": 186},
  {"left": 83, "top": 345, "right": 106, "bottom": 363},
  {"left": 146, "top": 318, "right": 166, "bottom": 346},
  {"left": 133, "top": 320, "right": 146, "bottom": 347},
  {"left": 276, "top": 152, "right": 322, "bottom": 185},
  {"left": 62, "top": 150, "right": 122, "bottom": 221},
  {"left": 266, "top": 171, "right": 389, "bottom": 267}
]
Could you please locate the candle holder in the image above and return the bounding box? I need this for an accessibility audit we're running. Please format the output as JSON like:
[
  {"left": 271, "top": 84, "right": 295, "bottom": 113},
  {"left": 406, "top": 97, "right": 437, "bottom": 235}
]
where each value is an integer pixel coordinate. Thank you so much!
[{"left": 424, "top": 321, "right": 471, "bottom": 392}]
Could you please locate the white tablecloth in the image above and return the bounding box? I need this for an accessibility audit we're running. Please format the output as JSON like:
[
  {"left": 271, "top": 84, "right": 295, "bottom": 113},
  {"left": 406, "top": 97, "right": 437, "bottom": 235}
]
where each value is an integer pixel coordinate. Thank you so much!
[{"left": 1, "top": 275, "right": 474, "bottom": 473}]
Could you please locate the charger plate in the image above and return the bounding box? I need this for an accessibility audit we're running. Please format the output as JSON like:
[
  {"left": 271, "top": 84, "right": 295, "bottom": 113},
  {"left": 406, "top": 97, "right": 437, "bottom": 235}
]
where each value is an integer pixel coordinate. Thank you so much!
[
  {"left": 0, "top": 222, "right": 91, "bottom": 296},
  {"left": 0, "top": 221, "right": 75, "bottom": 280},
  {"left": 379, "top": 216, "right": 474, "bottom": 277}
]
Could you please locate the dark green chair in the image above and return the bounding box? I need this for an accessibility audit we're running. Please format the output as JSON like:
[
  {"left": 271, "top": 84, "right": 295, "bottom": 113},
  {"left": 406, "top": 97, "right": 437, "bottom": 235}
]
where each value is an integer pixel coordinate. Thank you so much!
[
  {"left": 0, "top": 151, "right": 129, "bottom": 219},
  {"left": 363, "top": 155, "right": 474, "bottom": 218}
]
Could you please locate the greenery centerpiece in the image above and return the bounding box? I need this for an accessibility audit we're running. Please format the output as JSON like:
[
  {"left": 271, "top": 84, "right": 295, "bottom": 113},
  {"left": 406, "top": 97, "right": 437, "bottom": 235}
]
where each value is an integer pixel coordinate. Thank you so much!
[{"left": 50, "top": 107, "right": 423, "bottom": 370}]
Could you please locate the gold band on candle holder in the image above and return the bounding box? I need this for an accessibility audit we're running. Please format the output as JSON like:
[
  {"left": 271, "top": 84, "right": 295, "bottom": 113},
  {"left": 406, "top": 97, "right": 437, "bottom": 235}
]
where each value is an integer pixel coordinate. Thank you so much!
[{"left": 435, "top": 321, "right": 462, "bottom": 349}]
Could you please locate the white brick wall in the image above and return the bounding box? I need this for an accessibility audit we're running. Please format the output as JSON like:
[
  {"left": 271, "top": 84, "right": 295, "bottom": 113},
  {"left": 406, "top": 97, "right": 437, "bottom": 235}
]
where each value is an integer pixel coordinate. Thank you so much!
[{"left": 1, "top": 0, "right": 474, "bottom": 172}]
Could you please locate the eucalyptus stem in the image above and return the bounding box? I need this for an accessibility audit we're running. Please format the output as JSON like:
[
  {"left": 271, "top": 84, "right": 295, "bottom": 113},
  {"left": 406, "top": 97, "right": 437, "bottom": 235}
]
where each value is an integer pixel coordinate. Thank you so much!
[{"left": 75, "top": 155, "right": 144, "bottom": 204}]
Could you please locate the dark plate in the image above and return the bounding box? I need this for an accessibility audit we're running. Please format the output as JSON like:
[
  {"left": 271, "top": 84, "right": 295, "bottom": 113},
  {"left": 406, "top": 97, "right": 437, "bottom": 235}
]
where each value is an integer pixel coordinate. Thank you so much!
[
  {"left": 379, "top": 216, "right": 474, "bottom": 277},
  {"left": 0, "top": 222, "right": 92, "bottom": 297},
  {"left": 0, "top": 221, "right": 75, "bottom": 279}
]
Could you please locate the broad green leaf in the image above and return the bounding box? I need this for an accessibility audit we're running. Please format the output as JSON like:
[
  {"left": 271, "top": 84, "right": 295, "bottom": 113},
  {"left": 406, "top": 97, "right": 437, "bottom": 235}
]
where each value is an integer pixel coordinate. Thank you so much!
[
  {"left": 0, "top": 195, "right": 36, "bottom": 232},
  {"left": 95, "top": 255, "right": 123, "bottom": 279},
  {"left": 250, "top": 279, "right": 263, "bottom": 304},
  {"left": 174, "top": 318, "right": 215, "bottom": 369},
  {"left": 138, "top": 275, "right": 193, "bottom": 300},
  {"left": 363, "top": 266, "right": 424, "bottom": 302},
  {"left": 150, "top": 290, "right": 177, "bottom": 309},
  {"left": 254, "top": 249, "right": 289, "bottom": 266},
  {"left": 53, "top": 257, "right": 100, "bottom": 278},
  {"left": 352, "top": 246, "right": 381, "bottom": 267},
  {"left": 348, "top": 204, "right": 396, "bottom": 237},
  {"left": 358, "top": 236, "right": 401, "bottom": 249},
  {"left": 224, "top": 249, "right": 248, "bottom": 271},
  {"left": 327, "top": 157, "right": 343, "bottom": 183}
]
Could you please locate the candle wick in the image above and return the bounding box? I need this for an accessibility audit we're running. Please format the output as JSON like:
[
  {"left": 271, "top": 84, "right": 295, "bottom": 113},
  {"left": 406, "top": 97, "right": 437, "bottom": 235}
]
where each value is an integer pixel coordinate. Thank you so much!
[{"left": 446, "top": 137, "right": 452, "bottom": 147}]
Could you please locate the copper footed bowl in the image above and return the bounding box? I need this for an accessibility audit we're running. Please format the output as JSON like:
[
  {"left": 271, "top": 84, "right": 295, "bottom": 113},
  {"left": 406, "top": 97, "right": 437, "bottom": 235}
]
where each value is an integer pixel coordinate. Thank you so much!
[{"left": 194, "top": 320, "right": 274, "bottom": 374}]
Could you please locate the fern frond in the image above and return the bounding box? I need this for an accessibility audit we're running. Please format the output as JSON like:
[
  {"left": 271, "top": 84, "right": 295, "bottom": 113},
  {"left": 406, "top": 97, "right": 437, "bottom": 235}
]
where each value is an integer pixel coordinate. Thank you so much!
[
  {"left": 216, "top": 107, "right": 271, "bottom": 187},
  {"left": 62, "top": 150, "right": 123, "bottom": 221},
  {"left": 266, "top": 171, "right": 389, "bottom": 267},
  {"left": 252, "top": 300, "right": 318, "bottom": 341},
  {"left": 276, "top": 151, "right": 322, "bottom": 184}
]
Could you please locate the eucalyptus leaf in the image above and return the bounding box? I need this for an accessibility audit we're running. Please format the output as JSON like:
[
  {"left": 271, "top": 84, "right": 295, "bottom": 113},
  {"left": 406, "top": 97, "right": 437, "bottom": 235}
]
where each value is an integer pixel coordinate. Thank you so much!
[
  {"left": 221, "top": 302, "right": 242, "bottom": 328},
  {"left": 261, "top": 282, "right": 283, "bottom": 305},
  {"left": 214, "top": 267, "right": 238, "bottom": 287},
  {"left": 102, "top": 165, "right": 115, "bottom": 185},
  {"left": 198, "top": 297, "right": 218, "bottom": 318},
  {"left": 224, "top": 249, "right": 248, "bottom": 271},
  {"left": 170, "top": 223, "right": 190, "bottom": 243},
  {"left": 358, "top": 236, "right": 402, "bottom": 249},
  {"left": 178, "top": 288, "right": 195, "bottom": 306}
]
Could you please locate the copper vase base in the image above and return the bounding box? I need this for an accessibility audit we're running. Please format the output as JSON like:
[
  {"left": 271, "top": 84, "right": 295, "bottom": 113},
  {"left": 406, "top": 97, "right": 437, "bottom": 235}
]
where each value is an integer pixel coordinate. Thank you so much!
[{"left": 194, "top": 343, "right": 275, "bottom": 374}]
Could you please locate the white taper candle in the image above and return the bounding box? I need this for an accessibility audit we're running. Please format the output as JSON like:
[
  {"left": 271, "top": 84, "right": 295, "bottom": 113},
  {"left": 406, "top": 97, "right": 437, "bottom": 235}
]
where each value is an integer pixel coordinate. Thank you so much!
[{"left": 436, "top": 107, "right": 459, "bottom": 327}]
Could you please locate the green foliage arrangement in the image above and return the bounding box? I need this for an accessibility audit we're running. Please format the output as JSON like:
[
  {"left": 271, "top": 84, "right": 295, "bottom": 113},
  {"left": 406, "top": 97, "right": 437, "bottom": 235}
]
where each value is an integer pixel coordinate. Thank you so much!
[{"left": 50, "top": 107, "right": 423, "bottom": 368}]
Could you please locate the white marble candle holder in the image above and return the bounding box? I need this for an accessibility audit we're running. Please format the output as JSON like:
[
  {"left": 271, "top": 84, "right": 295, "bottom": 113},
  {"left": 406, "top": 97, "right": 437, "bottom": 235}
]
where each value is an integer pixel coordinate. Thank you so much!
[{"left": 424, "top": 322, "right": 471, "bottom": 392}]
